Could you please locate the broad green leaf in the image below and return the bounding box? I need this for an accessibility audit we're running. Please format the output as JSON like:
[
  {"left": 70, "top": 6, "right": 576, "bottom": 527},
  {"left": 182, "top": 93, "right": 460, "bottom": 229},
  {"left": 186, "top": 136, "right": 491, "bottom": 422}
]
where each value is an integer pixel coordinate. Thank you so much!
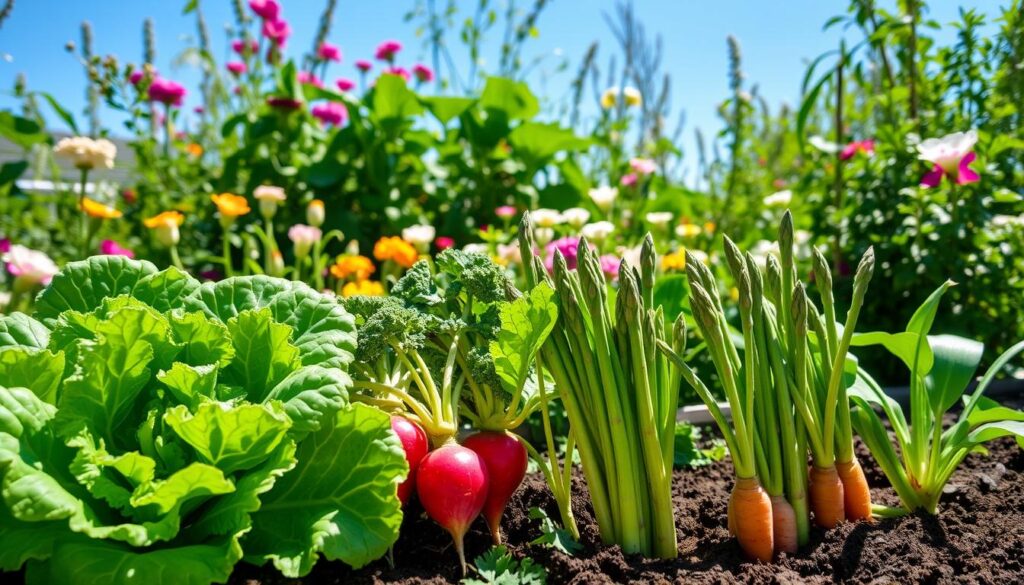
[
  {"left": 0, "top": 386, "right": 57, "bottom": 439},
  {"left": 965, "top": 395, "right": 1024, "bottom": 427},
  {"left": 906, "top": 280, "right": 954, "bottom": 339},
  {"left": 266, "top": 284, "right": 357, "bottom": 369},
  {"left": 184, "top": 275, "right": 292, "bottom": 321},
  {"left": 0, "top": 112, "right": 47, "bottom": 149},
  {"left": 373, "top": 73, "right": 424, "bottom": 121},
  {"left": 244, "top": 403, "right": 407, "bottom": 576},
  {"left": 266, "top": 365, "right": 350, "bottom": 436},
  {"left": 0, "top": 348, "right": 65, "bottom": 403},
  {"left": 164, "top": 402, "right": 291, "bottom": 475},
  {"left": 168, "top": 310, "right": 234, "bottom": 367},
  {"left": 130, "top": 462, "right": 235, "bottom": 514},
  {"left": 652, "top": 274, "right": 689, "bottom": 323},
  {"left": 158, "top": 363, "right": 218, "bottom": 409},
  {"left": 68, "top": 433, "right": 157, "bottom": 512},
  {"left": 850, "top": 331, "right": 934, "bottom": 375},
  {"left": 34, "top": 256, "right": 160, "bottom": 322},
  {"left": 0, "top": 505, "right": 63, "bottom": 570},
  {"left": 132, "top": 267, "right": 202, "bottom": 313},
  {"left": 24, "top": 536, "right": 242, "bottom": 585},
  {"left": 0, "top": 313, "right": 50, "bottom": 349},
  {"left": 223, "top": 309, "right": 301, "bottom": 396},
  {"left": 925, "top": 334, "right": 983, "bottom": 414},
  {"left": 509, "top": 121, "right": 588, "bottom": 168},
  {"left": 420, "top": 95, "right": 476, "bottom": 125},
  {"left": 490, "top": 283, "right": 558, "bottom": 394},
  {"left": 480, "top": 76, "right": 539, "bottom": 121},
  {"left": 965, "top": 420, "right": 1024, "bottom": 445}
]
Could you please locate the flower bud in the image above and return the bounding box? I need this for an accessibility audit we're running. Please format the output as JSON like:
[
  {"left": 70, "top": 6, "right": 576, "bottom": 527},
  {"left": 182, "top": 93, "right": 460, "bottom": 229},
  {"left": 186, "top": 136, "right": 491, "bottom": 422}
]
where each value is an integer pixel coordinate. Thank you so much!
[{"left": 306, "top": 199, "right": 325, "bottom": 227}]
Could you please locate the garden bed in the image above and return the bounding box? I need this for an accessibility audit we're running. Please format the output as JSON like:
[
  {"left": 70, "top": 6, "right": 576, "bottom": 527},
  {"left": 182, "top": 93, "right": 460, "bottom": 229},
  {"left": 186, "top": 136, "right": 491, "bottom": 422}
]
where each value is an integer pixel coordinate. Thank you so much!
[{"left": 227, "top": 437, "right": 1023, "bottom": 584}]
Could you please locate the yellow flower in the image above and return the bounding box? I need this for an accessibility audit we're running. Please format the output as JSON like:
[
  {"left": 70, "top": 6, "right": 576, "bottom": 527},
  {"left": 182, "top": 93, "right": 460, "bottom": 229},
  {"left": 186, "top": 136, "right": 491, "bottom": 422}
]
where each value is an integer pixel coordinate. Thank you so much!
[
  {"left": 623, "top": 87, "right": 643, "bottom": 107},
  {"left": 186, "top": 143, "right": 204, "bottom": 157},
  {"left": 143, "top": 211, "right": 185, "bottom": 247},
  {"left": 730, "top": 287, "right": 740, "bottom": 302},
  {"left": 341, "top": 279, "right": 385, "bottom": 297},
  {"left": 373, "top": 236, "right": 418, "bottom": 269},
  {"left": 330, "top": 255, "right": 376, "bottom": 281},
  {"left": 600, "top": 87, "right": 618, "bottom": 109},
  {"left": 703, "top": 221, "right": 717, "bottom": 234},
  {"left": 211, "top": 193, "right": 251, "bottom": 218},
  {"left": 675, "top": 223, "right": 702, "bottom": 238},
  {"left": 661, "top": 249, "right": 687, "bottom": 272},
  {"left": 81, "top": 197, "right": 123, "bottom": 219}
]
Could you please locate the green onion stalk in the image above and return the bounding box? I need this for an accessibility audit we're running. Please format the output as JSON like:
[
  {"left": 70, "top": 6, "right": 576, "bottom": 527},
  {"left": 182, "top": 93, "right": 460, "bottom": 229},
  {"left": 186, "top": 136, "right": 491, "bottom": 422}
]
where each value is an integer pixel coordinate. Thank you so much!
[{"left": 519, "top": 214, "right": 679, "bottom": 559}]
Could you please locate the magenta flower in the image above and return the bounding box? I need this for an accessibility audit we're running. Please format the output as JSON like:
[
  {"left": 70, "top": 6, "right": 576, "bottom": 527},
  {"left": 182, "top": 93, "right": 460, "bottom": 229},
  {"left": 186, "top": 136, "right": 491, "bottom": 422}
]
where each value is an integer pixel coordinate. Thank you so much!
[
  {"left": 199, "top": 269, "right": 223, "bottom": 282},
  {"left": 335, "top": 78, "right": 355, "bottom": 92},
  {"left": 147, "top": 78, "right": 187, "bottom": 107},
  {"left": 0, "top": 239, "right": 10, "bottom": 253},
  {"left": 839, "top": 139, "right": 875, "bottom": 161},
  {"left": 297, "top": 71, "right": 323, "bottom": 88},
  {"left": 412, "top": 63, "right": 434, "bottom": 83},
  {"left": 266, "top": 96, "right": 304, "bottom": 110},
  {"left": 435, "top": 236, "right": 455, "bottom": 250},
  {"left": 620, "top": 173, "right": 638, "bottom": 187},
  {"left": 262, "top": 19, "right": 291, "bottom": 47},
  {"left": 231, "top": 38, "right": 258, "bottom": 55},
  {"left": 629, "top": 157, "right": 657, "bottom": 175},
  {"left": 355, "top": 59, "right": 373, "bottom": 72},
  {"left": 495, "top": 205, "right": 518, "bottom": 219},
  {"left": 318, "top": 41, "right": 342, "bottom": 63},
  {"left": 385, "top": 66, "right": 410, "bottom": 82},
  {"left": 226, "top": 61, "right": 247, "bottom": 76},
  {"left": 375, "top": 40, "right": 402, "bottom": 62},
  {"left": 917, "top": 130, "right": 980, "bottom": 188},
  {"left": 100, "top": 239, "right": 134, "bottom": 258},
  {"left": 544, "top": 236, "right": 590, "bottom": 273},
  {"left": 599, "top": 254, "right": 621, "bottom": 281},
  {"left": 129, "top": 67, "right": 155, "bottom": 86},
  {"left": 311, "top": 102, "right": 348, "bottom": 126},
  {"left": 248, "top": 0, "right": 280, "bottom": 20}
]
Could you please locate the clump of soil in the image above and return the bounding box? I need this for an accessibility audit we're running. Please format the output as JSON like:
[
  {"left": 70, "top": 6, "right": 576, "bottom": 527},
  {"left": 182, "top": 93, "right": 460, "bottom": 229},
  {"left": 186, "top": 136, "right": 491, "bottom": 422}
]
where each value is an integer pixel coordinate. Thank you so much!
[{"left": 229, "top": 437, "right": 1024, "bottom": 584}]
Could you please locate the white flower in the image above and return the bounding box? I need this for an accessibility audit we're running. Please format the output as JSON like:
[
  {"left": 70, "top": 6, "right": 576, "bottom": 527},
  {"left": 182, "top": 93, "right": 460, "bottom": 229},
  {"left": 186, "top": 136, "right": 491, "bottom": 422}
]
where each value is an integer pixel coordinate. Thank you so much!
[
  {"left": 562, "top": 207, "right": 591, "bottom": 228},
  {"left": 288, "top": 224, "right": 322, "bottom": 258},
  {"left": 401, "top": 225, "right": 436, "bottom": 247},
  {"left": 764, "top": 190, "right": 793, "bottom": 207},
  {"left": 750, "top": 239, "right": 779, "bottom": 263},
  {"left": 463, "top": 243, "right": 489, "bottom": 255},
  {"left": 254, "top": 185, "right": 286, "bottom": 219},
  {"left": 531, "top": 208, "right": 564, "bottom": 228},
  {"left": 53, "top": 136, "right": 117, "bottom": 170},
  {"left": 808, "top": 135, "right": 840, "bottom": 154},
  {"left": 3, "top": 244, "right": 59, "bottom": 287},
  {"left": 622, "top": 86, "right": 642, "bottom": 107},
  {"left": 588, "top": 186, "right": 618, "bottom": 211},
  {"left": 581, "top": 221, "right": 615, "bottom": 242},
  {"left": 916, "top": 130, "right": 978, "bottom": 173},
  {"left": 533, "top": 228, "right": 554, "bottom": 246},
  {"left": 645, "top": 212, "right": 673, "bottom": 227}
]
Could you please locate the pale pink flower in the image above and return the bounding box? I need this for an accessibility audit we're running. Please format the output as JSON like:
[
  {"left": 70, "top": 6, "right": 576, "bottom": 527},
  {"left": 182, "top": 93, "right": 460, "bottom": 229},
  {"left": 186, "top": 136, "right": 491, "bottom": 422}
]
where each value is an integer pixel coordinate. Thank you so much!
[
  {"left": 917, "top": 130, "right": 980, "bottom": 187},
  {"left": 620, "top": 173, "right": 638, "bottom": 187},
  {"left": 288, "top": 224, "right": 322, "bottom": 258},
  {"left": 629, "top": 158, "right": 657, "bottom": 175},
  {"left": 495, "top": 205, "right": 518, "bottom": 219},
  {"left": 3, "top": 245, "right": 58, "bottom": 286}
]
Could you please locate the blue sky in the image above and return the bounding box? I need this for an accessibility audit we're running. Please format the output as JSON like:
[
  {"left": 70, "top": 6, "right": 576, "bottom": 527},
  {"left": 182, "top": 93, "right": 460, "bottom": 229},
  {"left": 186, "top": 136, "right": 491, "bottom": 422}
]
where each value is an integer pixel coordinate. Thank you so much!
[{"left": 0, "top": 0, "right": 1008, "bottom": 168}]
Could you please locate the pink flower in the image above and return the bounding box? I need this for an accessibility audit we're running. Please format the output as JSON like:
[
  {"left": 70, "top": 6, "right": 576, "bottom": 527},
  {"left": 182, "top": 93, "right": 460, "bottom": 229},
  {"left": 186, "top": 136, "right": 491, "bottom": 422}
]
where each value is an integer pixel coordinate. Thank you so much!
[
  {"left": 335, "top": 78, "right": 355, "bottom": 92},
  {"left": 0, "top": 239, "right": 10, "bottom": 253},
  {"left": 839, "top": 139, "right": 875, "bottom": 161},
  {"left": 100, "top": 239, "right": 134, "bottom": 258},
  {"left": 412, "top": 63, "right": 434, "bottom": 83},
  {"left": 385, "top": 66, "right": 410, "bottom": 82},
  {"left": 544, "top": 236, "right": 593, "bottom": 273},
  {"left": 3, "top": 244, "right": 58, "bottom": 286},
  {"left": 147, "top": 78, "right": 187, "bottom": 107},
  {"left": 318, "top": 41, "right": 342, "bottom": 63},
  {"left": 311, "top": 102, "right": 348, "bottom": 126},
  {"left": 435, "top": 236, "right": 455, "bottom": 250},
  {"left": 599, "top": 254, "right": 621, "bottom": 280},
  {"left": 226, "top": 61, "right": 247, "bottom": 76},
  {"left": 231, "top": 39, "right": 259, "bottom": 55},
  {"left": 629, "top": 158, "right": 657, "bottom": 175},
  {"left": 297, "top": 71, "right": 323, "bottom": 88},
  {"left": 375, "top": 40, "right": 402, "bottom": 62},
  {"left": 129, "top": 67, "right": 155, "bottom": 86},
  {"left": 288, "top": 224, "right": 322, "bottom": 257},
  {"left": 355, "top": 59, "right": 373, "bottom": 72},
  {"left": 495, "top": 205, "right": 518, "bottom": 219},
  {"left": 248, "top": 0, "right": 280, "bottom": 20},
  {"left": 266, "top": 96, "right": 304, "bottom": 110},
  {"left": 262, "top": 19, "right": 291, "bottom": 47},
  {"left": 917, "top": 130, "right": 980, "bottom": 187},
  {"left": 620, "top": 173, "right": 638, "bottom": 187}
]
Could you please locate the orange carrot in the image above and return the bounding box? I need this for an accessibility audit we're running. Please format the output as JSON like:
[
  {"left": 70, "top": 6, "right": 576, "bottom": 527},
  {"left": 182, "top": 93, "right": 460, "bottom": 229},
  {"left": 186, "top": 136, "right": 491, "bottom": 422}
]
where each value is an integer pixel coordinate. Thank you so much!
[
  {"left": 727, "top": 493, "right": 736, "bottom": 536},
  {"left": 836, "top": 459, "right": 873, "bottom": 522},
  {"left": 808, "top": 465, "right": 845, "bottom": 528},
  {"left": 769, "top": 495, "right": 798, "bottom": 555},
  {"left": 731, "top": 477, "right": 774, "bottom": 562}
]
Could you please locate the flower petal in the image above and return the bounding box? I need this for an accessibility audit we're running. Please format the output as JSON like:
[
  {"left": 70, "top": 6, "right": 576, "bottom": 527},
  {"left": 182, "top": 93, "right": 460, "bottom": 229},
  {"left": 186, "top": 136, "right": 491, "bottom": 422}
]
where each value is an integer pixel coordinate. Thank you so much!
[
  {"left": 920, "top": 164, "right": 944, "bottom": 188},
  {"left": 956, "top": 151, "right": 980, "bottom": 185}
]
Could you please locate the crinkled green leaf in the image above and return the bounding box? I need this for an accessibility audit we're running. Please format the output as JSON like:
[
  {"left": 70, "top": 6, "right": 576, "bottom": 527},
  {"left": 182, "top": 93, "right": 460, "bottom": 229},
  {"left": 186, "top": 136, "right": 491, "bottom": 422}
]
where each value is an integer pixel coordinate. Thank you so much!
[
  {"left": 158, "top": 363, "right": 219, "bottom": 409},
  {"left": 265, "top": 365, "right": 350, "bottom": 436},
  {"left": 244, "top": 403, "right": 407, "bottom": 576},
  {"left": 164, "top": 402, "right": 291, "bottom": 475},
  {"left": 69, "top": 433, "right": 156, "bottom": 512},
  {"left": 0, "top": 313, "right": 50, "bottom": 349},
  {"left": 463, "top": 544, "right": 547, "bottom": 585},
  {"left": 0, "top": 386, "right": 56, "bottom": 441},
  {"left": 490, "top": 283, "right": 557, "bottom": 395},
  {"left": 132, "top": 267, "right": 202, "bottom": 313},
  {"left": 130, "top": 462, "right": 235, "bottom": 515},
  {"left": 0, "top": 504, "right": 63, "bottom": 570},
  {"left": 223, "top": 309, "right": 301, "bottom": 398},
  {"left": 184, "top": 275, "right": 294, "bottom": 320},
  {"left": 33, "top": 256, "right": 159, "bottom": 322},
  {"left": 0, "top": 348, "right": 64, "bottom": 404},
  {"left": 168, "top": 310, "right": 235, "bottom": 368}
]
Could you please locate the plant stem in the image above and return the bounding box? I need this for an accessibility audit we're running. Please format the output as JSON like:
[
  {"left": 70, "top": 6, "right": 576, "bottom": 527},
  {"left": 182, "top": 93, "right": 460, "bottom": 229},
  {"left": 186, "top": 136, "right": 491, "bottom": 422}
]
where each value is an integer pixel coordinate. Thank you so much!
[
  {"left": 78, "top": 167, "right": 89, "bottom": 257},
  {"left": 169, "top": 244, "right": 184, "bottom": 270},
  {"left": 222, "top": 227, "right": 234, "bottom": 277}
]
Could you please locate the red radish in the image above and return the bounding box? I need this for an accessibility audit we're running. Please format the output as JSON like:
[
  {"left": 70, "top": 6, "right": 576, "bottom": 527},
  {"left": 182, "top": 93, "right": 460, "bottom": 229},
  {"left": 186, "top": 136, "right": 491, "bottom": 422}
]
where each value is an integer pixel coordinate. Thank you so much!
[
  {"left": 390, "top": 415, "right": 429, "bottom": 505},
  {"left": 416, "top": 443, "right": 489, "bottom": 574},
  {"left": 463, "top": 431, "right": 528, "bottom": 544}
]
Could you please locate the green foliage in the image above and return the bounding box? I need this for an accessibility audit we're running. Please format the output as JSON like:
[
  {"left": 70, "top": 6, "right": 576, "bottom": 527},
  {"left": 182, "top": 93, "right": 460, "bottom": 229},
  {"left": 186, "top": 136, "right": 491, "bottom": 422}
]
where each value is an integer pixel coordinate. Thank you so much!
[
  {"left": 672, "top": 422, "right": 727, "bottom": 469},
  {"left": 462, "top": 545, "right": 547, "bottom": 585},
  {"left": 527, "top": 507, "right": 582, "bottom": 556}
]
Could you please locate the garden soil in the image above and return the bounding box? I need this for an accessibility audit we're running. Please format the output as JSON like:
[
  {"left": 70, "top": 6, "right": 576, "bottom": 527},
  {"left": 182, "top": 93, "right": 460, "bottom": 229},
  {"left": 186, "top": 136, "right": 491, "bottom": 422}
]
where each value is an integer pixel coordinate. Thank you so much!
[{"left": 228, "top": 437, "right": 1024, "bottom": 584}]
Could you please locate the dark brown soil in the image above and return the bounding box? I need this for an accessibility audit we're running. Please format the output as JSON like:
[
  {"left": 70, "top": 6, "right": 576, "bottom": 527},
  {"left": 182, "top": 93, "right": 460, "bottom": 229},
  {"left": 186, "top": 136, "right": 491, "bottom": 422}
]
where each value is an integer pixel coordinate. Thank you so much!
[{"left": 227, "top": 437, "right": 1024, "bottom": 585}]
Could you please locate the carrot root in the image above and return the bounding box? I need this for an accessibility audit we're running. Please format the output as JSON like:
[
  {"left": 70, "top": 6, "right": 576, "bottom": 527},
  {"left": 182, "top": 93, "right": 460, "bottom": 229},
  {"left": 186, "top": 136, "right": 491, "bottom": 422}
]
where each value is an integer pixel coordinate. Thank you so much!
[
  {"left": 769, "top": 495, "right": 799, "bottom": 555},
  {"left": 731, "top": 477, "right": 774, "bottom": 563},
  {"left": 809, "top": 465, "right": 845, "bottom": 529},
  {"left": 837, "top": 458, "right": 873, "bottom": 522},
  {"left": 727, "top": 492, "right": 737, "bottom": 536}
]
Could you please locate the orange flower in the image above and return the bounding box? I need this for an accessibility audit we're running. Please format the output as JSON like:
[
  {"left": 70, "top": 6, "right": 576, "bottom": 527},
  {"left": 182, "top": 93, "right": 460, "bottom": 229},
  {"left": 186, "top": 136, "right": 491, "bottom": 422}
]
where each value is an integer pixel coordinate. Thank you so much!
[
  {"left": 81, "top": 197, "right": 123, "bottom": 219},
  {"left": 341, "top": 279, "right": 385, "bottom": 297},
  {"left": 330, "top": 255, "right": 376, "bottom": 281},
  {"left": 186, "top": 143, "right": 204, "bottom": 157},
  {"left": 143, "top": 210, "right": 185, "bottom": 229},
  {"left": 373, "top": 236, "right": 418, "bottom": 268},
  {"left": 703, "top": 221, "right": 717, "bottom": 234},
  {"left": 211, "top": 193, "right": 251, "bottom": 218}
]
